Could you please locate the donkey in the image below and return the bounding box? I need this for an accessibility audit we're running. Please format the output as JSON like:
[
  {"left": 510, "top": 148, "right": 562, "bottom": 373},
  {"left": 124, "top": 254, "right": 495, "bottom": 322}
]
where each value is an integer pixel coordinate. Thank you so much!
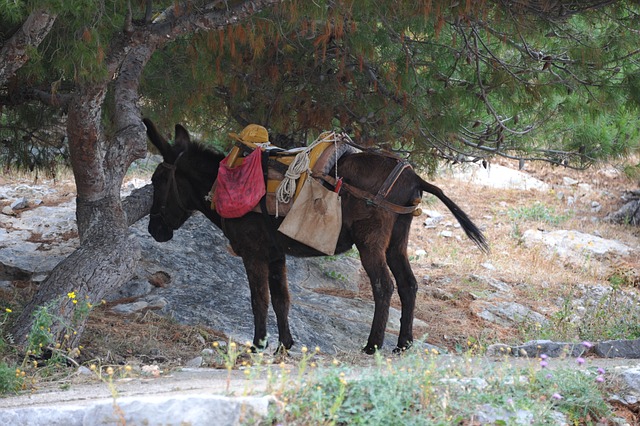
[{"left": 144, "top": 119, "right": 488, "bottom": 354}]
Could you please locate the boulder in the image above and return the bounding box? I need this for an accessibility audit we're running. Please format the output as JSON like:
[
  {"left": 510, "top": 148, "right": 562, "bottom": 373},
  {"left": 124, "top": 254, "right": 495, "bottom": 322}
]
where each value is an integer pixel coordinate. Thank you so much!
[
  {"left": 605, "top": 191, "right": 640, "bottom": 226},
  {"left": 470, "top": 300, "right": 547, "bottom": 328},
  {"left": 446, "top": 163, "right": 550, "bottom": 191},
  {"left": 122, "top": 213, "right": 426, "bottom": 353},
  {"left": 522, "top": 229, "right": 632, "bottom": 262}
]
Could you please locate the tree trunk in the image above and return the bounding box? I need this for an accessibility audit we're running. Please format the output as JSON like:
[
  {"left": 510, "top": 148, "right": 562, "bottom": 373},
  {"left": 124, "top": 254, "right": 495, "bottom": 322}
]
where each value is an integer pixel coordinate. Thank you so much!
[
  {"left": 8, "top": 0, "right": 284, "bottom": 352},
  {"left": 10, "top": 48, "right": 152, "bottom": 350}
]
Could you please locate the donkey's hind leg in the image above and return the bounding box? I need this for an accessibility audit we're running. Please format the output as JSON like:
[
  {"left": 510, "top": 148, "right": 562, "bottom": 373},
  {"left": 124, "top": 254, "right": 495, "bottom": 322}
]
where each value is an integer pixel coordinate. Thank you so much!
[
  {"left": 354, "top": 221, "right": 395, "bottom": 354},
  {"left": 268, "top": 256, "right": 294, "bottom": 351},
  {"left": 386, "top": 214, "right": 418, "bottom": 353},
  {"left": 242, "top": 257, "right": 271, "bottom": 350}
]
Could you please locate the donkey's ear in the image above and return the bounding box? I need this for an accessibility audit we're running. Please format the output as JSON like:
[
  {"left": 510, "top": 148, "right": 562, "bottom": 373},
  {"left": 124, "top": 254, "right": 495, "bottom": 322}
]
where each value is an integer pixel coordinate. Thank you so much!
[
  {"left": 174, "top": 124, "right": 191, "bottom": 152},
  {"left": 143, "top": 118, "right": 172, "bottom": 158}
]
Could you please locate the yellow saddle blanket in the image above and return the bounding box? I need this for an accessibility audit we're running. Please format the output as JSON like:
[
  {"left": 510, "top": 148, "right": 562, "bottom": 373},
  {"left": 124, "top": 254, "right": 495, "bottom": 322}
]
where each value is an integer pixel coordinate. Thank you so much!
[{"left": 212, "top": 133, "right": 357, "bottom": 217}]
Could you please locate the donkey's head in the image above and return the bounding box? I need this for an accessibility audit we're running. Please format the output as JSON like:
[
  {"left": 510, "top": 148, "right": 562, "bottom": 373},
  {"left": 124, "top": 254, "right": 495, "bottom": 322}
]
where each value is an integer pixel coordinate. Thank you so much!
[{"left": 144, "top": 118, "right": 195, "bottom": 242}]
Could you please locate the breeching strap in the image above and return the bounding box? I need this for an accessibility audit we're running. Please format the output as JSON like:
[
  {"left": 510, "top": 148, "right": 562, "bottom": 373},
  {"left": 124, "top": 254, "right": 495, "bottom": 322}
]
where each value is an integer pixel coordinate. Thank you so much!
[{"left": 312, "top": 158, "right": 418, "bottom": 215}]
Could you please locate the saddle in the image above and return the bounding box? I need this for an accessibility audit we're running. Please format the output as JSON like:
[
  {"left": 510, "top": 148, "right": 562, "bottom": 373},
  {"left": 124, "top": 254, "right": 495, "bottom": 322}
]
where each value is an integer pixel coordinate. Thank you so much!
[
  {"left": 212, "top": 125, "right": 423, "bottom": 219},
  {"left": 212, "top": 128, "right": 358, "bottom": 217}
]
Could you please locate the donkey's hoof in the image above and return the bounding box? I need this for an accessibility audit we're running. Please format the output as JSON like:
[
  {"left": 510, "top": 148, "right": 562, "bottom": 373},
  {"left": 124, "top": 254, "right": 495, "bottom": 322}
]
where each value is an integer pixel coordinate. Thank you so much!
[
  {"left": 362, "top": 344, "right": 379, "bottom": 355},
  {"left": 274, "top": 342, "right": 291, "bottom": 356},
  {"left": 251, "top": 341, "right": 269, "bottom": 353},
  {"left": 393, "top": 341, "right": 413, "bottom": 355},
  {"left": 280, "top": 338, "right": 295, "bottom": 350}
]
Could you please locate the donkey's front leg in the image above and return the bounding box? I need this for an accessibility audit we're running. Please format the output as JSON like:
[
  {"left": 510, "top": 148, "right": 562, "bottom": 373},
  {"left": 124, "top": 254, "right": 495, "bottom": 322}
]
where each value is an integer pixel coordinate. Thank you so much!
[
  {"left": 242, "top": 257, "right": 270, "bottom": 350},
  {"left": 359, "top": 249, "right": 394, "bottom": 354},
  {"left": 268, "top": 257, "right": 294, "bottom": 351}
]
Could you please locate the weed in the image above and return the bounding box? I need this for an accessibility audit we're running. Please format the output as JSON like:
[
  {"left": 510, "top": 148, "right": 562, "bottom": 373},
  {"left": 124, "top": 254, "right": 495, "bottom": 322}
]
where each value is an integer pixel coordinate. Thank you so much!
[
  {"left": 520, "top": 286, "right": 640, "bottom": 343},
  {"left": 324, "top": 270, "right": 347, "bottom": 281},
  {"left": 0, "top": 292, "right": 98, "bottom": 394},
  {"left": 87, "top": 362, "right": 134, "bottom": 425},
  {"left": 0, "top": 362, "right": 24, "bottom": 394},
  {"left": 265, "top": 347, "right": 612, "bottom": 425},
  {"left": 26, "top": 304, "right": 55, "bottom": 357},
  {"left": 210, "top": 339, "right": 249, "bottom": 393},
  {"left": 507, "top": 202, "right": 572, "bottom": 226}
]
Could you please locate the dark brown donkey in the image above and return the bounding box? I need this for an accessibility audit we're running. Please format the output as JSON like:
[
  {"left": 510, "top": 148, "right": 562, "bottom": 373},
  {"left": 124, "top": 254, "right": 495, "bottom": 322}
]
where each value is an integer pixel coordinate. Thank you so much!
[{"left": 144, "top": 119, "right": 488, "bottom": 354}]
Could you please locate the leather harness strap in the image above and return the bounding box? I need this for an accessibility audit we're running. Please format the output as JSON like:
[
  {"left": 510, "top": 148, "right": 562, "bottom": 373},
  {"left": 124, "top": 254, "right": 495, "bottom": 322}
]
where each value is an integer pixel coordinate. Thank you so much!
[
  {"left": 230, "top": 140, "right": 418, "bottom": 215},
  {"left": 373, "top": 160, "right": 411, "bottom": 206},
  {"left": 312, "top": 169, "right": 418, "bottom": 215},
  {"left": 155, "top": 152, "right": 189, "bottom": 221}
]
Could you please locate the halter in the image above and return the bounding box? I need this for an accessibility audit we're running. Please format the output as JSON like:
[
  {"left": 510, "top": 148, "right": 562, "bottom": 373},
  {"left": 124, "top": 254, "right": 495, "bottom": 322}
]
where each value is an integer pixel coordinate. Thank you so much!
[{"left": 151, "top": 152, "right": 189, "bottom": 227}]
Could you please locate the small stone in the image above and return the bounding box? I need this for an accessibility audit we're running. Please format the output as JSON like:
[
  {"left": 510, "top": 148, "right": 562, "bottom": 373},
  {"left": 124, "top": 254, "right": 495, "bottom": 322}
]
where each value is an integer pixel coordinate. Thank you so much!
[
  {"left": 145, "top": 296, "right": 168, "bottom": 310},
  {"left": 563, "top": 177, "right": 579, "bottom": 186},
  {"left": 201, "top": 348, "right": 215, "bottom": 357},
  {"left": 10, "top": 198, "right": 28, "bottom": 210},
  {"left": 439, "top": 230, "right": 453, "bottom": 238},
  {"left": 77, "top": 366, "right": 93, "bottom": 376},
  {"left": 577, "top": 183, "right": 592, "bottom": 194},
  {"left": 481, "top": 262, "right": 496, "bottom": 271},
  {"left": 111, "top": 301, "right": 149, "bottom": 314},
  {"left": 1, "top": 206, "right": 14, "bottom": 216},
  {"left": 424, "top": 210, "right": 444, "bottom": 219},
  {"left": 423, "top": 286, "right": 454, "bottom": 301},
  {"left": 423, "top": 218, "right": 440, "bottom": 228},
  {"left": 185, "top": 356, "right": 203, "bottom": 368}
]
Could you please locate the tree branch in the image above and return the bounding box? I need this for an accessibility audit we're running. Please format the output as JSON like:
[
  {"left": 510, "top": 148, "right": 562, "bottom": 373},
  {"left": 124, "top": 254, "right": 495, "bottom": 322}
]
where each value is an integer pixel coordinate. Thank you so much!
[{"left": 0, "top": 9, "right": 57, "bottom": 86}]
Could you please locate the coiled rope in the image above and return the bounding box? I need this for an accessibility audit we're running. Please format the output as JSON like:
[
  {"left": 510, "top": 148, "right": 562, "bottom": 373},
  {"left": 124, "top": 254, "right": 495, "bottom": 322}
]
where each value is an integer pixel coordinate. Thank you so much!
[{"left": 274, "top": 131, "right": 342, "bottom": 217}]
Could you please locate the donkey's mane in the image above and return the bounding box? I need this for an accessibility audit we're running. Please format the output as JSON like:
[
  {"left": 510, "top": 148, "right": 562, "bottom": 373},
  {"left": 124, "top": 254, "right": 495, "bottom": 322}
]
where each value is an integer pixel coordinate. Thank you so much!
[{"left": 185, "top": 139, "right": 226, "bottom": 172}]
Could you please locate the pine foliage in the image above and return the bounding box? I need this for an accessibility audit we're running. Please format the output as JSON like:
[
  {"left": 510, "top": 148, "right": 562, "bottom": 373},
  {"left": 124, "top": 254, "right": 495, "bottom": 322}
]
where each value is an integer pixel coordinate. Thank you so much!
[
  {"left": 140, "top": 0, "right": 640, "bottom": 169},
  {"left": 2, "top": 1, "right": 640, "bottom": 170}
]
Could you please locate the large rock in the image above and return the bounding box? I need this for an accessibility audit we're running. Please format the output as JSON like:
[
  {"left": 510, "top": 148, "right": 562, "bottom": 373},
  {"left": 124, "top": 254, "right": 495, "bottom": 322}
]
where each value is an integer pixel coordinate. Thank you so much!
[
  {"left": 0, "top": 394, "right": 273, "bottom": 426},
  {"left": 470, "top": 300, "right": 547, "bottom": 328},
  {"left": 0, "top": 200, "right": 78, "bottom": 281},
  {"left": 522, "top": 229, "right": 633, "bottom": 262},
  {"left": 605, "top": 191, "right": 640, "bottom": 226},
  {"left": 445, "top": 163, "right": 551, "bottom": 191},
  {"left": 122, "top": 213, "right": 423, "bottom": 353}
]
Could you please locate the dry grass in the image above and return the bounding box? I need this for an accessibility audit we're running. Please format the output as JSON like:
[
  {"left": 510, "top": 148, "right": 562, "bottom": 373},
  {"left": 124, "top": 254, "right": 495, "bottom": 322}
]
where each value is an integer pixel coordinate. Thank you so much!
[
  {"left": 391, "top": 158, "right": 640, "bottom": 350},
  {"left": 80, "top": 307, "right": 228, "bottom": 366}
]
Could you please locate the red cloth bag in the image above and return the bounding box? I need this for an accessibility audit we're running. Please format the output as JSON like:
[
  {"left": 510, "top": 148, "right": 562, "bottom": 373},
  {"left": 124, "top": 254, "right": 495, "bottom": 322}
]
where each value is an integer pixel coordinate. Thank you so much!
[{"left": 214, "top": 148, "right": 266, "bottom": 218}]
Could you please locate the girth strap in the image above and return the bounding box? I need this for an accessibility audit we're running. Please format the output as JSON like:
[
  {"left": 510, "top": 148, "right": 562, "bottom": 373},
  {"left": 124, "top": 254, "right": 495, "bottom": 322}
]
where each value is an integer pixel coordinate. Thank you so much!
[{"left": 258, "top": 150, "right": 285, "bottom": 263}]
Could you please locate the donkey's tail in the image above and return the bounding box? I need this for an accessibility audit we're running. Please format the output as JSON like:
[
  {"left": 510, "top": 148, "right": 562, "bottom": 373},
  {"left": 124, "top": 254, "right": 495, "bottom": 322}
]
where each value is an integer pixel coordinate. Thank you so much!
[{"left": 419, "top": 177, "right": 489, "bottom": 253}]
